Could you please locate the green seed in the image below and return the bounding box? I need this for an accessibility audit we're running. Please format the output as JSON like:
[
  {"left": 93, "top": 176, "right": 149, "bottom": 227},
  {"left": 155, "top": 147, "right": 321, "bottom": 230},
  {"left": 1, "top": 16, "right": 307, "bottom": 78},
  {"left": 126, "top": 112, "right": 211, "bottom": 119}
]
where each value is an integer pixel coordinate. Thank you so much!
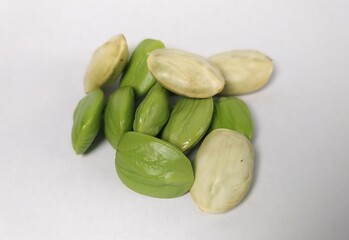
[
  {"left": 71, "top": 89, "right": 104, "bottom": 154},
  {"left": 104, "top": 87, "right": 135, "bottom": 149},
  {"left": 116, "top": 132, "right": 194, "bottom": 198},
  {"left": 119, "top": 39, "right": 165, "bottom": 98},
  {"left": 210, "top": 97, "right": 253, "bottom": 139},
  {"left": 133, "top": 83, "right": 170, "bottom": 136},
  {"left": 161, "top": 97, "right": 213, "bottom": 152},
  {"left": 83, "top": 34, "right": 129, "bottom": 93}
]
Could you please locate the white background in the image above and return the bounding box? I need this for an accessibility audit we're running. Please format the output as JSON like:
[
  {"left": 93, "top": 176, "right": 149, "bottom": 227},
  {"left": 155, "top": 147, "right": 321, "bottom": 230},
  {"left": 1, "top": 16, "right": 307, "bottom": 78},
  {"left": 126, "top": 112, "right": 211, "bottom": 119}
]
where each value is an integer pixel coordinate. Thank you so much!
[{"left": 1, "top": 0, "right": 348, "bottom": 239}]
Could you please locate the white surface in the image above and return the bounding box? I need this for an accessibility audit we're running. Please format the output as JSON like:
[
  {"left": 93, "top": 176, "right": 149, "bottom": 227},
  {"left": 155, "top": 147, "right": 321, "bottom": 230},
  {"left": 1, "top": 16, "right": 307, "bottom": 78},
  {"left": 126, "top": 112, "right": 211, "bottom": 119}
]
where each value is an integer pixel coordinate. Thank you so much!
[{"left": 1, "top": 0, "right": 349, "bottom": 239}]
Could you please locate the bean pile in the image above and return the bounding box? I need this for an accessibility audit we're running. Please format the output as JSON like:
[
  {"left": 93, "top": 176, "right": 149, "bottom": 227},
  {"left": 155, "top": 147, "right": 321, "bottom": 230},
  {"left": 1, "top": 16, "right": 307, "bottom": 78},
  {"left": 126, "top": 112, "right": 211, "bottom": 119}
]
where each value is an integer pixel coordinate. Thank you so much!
[{"left": 71, "top": 34, "right": 273, "bottom": 213}]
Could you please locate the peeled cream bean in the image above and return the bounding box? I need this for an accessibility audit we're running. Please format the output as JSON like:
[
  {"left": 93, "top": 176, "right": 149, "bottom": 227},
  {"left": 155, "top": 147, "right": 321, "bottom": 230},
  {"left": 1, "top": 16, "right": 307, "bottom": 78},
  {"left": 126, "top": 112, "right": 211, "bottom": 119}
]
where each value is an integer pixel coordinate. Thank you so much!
[
  {"left": 147, "top": 48, "right": 225, "bottom": 98},
  {"left": 83, "top": 34, "right": 129, "bottom": 93},
  {"left": 190, "top": 128, "right": 254, "bottom": 213},
  {"left": 209, "top": 50, "right": 273, "bottom": 95}
]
